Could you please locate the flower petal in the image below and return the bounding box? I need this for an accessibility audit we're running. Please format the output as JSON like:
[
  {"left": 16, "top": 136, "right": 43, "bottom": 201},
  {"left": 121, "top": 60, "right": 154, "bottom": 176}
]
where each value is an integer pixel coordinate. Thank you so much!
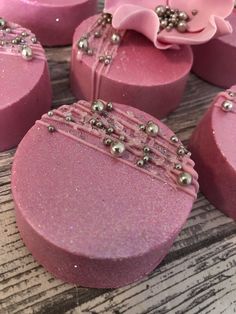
[
  {"left": 110, "top": 4, "right": 161, "bottom": 46},
  {"left": 157, "top": 14, "right": 233, "bottom": 46},
  {"left": 169, "top": 0, "right": 234, "bottom": 32}
]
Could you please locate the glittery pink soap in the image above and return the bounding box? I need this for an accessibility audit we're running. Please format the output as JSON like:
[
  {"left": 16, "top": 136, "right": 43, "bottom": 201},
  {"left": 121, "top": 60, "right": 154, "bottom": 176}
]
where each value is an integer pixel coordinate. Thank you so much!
[
  {"left": 12, "top": 100, "right": 198, "bottom": 288},
  {"left": 0, "top": 20, "right": 51, "bottom": 152},
  {"left": 70, "top": 14, "right": 193, "bottom": 119},
  {"left": 0, "top": 0, "right": 97, "bottom": 46},
  {"left": 192, "top": 10, "right": 236, "bottom": 88},
  {"left": 190, "top": 86, "right": 236, "bottom": 219}
]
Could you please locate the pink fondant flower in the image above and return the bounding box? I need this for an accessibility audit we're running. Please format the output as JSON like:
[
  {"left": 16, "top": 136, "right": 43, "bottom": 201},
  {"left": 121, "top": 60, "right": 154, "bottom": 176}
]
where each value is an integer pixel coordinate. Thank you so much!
[{"left": 104, "top": 0, "right": 234, "bottom": 49}]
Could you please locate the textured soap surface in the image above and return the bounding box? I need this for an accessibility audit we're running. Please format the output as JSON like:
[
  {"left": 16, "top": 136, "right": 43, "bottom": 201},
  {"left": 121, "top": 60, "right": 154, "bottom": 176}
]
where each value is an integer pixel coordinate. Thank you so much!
[
  {"left": 0, "top": 20, "right": 51, "bottom": 152},
  {"left": 190, "top": 86, "right": 236, "bottom": 219},
  {"left": 192, "top": 10, "right": 236, "bottom": 88},
  {"left": 0, "top": 0, "right": 97, "bottom": 46},
  {"left": 70, "top": 14, "right": 193, "bottom": 119},
  {"left": 12, "top": 100, "right": 198, "bottom": 288}
]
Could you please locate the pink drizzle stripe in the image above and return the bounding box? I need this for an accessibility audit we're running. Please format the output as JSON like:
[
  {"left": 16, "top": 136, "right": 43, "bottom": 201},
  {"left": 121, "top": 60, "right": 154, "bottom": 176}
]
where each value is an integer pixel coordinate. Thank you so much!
[{"left": 38, "top": 103, "right": 198, "bottom": 198}]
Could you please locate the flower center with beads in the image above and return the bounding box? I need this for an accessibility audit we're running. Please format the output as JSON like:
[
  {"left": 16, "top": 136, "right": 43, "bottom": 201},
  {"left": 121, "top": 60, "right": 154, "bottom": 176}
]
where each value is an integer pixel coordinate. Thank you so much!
[{"left": 155, "top": 5, "right": 198, "bottom": 33}]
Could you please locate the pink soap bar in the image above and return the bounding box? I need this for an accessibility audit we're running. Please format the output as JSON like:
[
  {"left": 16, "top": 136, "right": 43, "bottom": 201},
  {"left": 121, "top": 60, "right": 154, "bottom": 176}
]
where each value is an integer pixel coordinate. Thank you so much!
[
  {"left": 0, "top": 0, "right": 97, "bottom": 46},
  {"left": 192, "top": 11, "right": 236, "bottom": 88},
  {"left": 189, "top": 86, "right": 236, "bottom": 219},
  {"left": 70, "top": 14, "right": 193, "bottom": 119},
  {"left": 0, "top": 19, "right": 51, "bottom": 152},
  {"left": 12, "top": 99, "right": 199, "bottom": 288}
]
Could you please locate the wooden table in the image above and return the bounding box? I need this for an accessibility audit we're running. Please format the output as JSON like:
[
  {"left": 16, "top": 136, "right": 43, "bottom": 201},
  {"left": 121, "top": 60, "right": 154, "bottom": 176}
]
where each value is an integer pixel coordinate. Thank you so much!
[{"left": 1, "top": 3, "right": 236, "bottom": 314}]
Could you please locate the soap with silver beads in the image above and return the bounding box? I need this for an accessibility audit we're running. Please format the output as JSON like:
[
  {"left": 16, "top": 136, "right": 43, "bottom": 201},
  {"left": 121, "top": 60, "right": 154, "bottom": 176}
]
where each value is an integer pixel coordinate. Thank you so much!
[
  {"left": 71, "top": 14, "right": 193, "bottom": 119},
  {"left": 0, "top": 19, "right": 51, "bottom": 152},
  {"left": 12, "top": 100, "right": 198, "bottom": 289},
  {"left": 0, "top": 0, "right": 97, "bottom": 46},
  {"left": 190, "top": 86, "right": 236, "bottom": 220}
]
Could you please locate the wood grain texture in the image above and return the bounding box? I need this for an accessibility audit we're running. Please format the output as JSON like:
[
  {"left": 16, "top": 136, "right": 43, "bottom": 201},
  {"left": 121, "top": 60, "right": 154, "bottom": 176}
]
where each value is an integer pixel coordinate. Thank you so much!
[{"left": 1, "top": 2, "right": 236, "bottom": 314}]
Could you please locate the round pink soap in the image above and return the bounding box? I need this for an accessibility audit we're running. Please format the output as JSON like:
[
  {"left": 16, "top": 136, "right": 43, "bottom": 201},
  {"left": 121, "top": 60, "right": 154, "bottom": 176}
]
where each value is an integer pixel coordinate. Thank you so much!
[
  {"left": 192, "top": 10, "right": 236, "bottom": 88},
  {"left": 189, "top": 86, "right": 236, "bottom": 219},
  {"left": 0, "top": 19, "right": 51, "bottom": 152},
  {"left": 12, "top": 99, "right": 198, "bottom": 288},
  {"left": 70, "top": 14, "right": 193, "bottom": 119},
  {"left": 0, "top": 0, "right": 97, "bottom": 46}
]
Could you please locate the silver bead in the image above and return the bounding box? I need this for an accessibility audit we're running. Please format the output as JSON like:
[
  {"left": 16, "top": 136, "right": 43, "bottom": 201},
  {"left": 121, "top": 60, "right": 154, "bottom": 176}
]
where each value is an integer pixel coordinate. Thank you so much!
[
  {"left": 77, "top": 37, "right": 89, "bottom": 51},
  {"left": 0, "top": 18, "right": 6, "bottom": 28},
  {"left": 143, "top": 155, "right": 151, "bottom": 163},
  {"left": 178, "top": 172, "right": 192, "bottom": 186},
  {"left": 91, "top": 100, "right": 105, "bottom": 113},
  {"left": 48, "top": 125, "right": 55, "bottom": 133},
  {"left": 21, "top": 31, "right": 27, "bottom": 37},
  {"left": 160, "top": 20, "right": 168, "bottom": 29},
  {"left": 106, "top": 102, "right": 113, "bottom": 111},
  {"left": 5, "top": 27, "right": 11, "bottom": 33},
  {"left": 110, "top": 141, "right": 126, "bottom": 157},
  {"left": 111, "top": 33, "right": 121, "bottom": 44},
  {"left": 65, "top": 116, "right": 73, "bottom": 122},
  {"left": 228, "top": 91, "right": 235, "bottom": 97},
  {"left": 87, "top": 49, "right": 93, "bottom": 56},
  {"left": 119, "top": 135, "right": 126, "bottom": 142},
  {"left": 177, "top": 146, "right": 186, "bottom": 156},
  {"left": 21, "top": 46, "right": 33, "bottom": 60},
  {"left": 96, "top": 121, "right": 103, "bottom": 128},
  {"left": 137, "top": 159, "right": 145, "bottom": 167},
  {"left": 104, "top": 58, "right": 111, "bottom": 66},
  {"left": 155, "top": 5, "right": 166, "bottom": 17},
  {"left": 179, "top": 11, "right": 189, "bottom": 21},
  {"left": 47, "top": 111, "right": 54, "bottom": 117},
  {"left": 99, "top": 56, "right": 105, "bottom": 63},
  {"left": 221, "top": 100, "right": 233, "bottom": 112},
  {"left": 94, "top": 31, "right": 102, "bottom": 38},
  {"left": 171, "top": 135, "right": 179, "bottom": 143},
  {"left": 192, "top": 9, "right": 198, "bottom": 16},
  {"left": 103, "top": 138, "right": 112, "bottom": 146},
  {"left": 139, "top": 124, "right": 146, "bottom": 131},
  {"left": 31, "top": 37, "right": 37, "bottom": 44},
  {"left": 107, "top": 127, "right": 114, "bottom": 134},
  {"left": 89, "top": 118, "right": 96, "bottom": 125},
  {"left": 12, "top": 39, "right": 17, "bottom": 45},
  {"left": 175, "top": 163, "right": 183, "bottom": 170},
  {"left": 146, "top": 122, "right": 159, "bottom": 137},
  {"left": 143, "top": 146, "right": 151, "bottom": 154},
  {"left": 177, "top": 21, "right": 188, "bottom": 33}
]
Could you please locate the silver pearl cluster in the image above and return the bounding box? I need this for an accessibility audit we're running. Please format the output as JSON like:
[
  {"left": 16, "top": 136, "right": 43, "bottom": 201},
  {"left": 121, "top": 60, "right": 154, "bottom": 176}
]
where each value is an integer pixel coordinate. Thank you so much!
[
  {"left": 155, "top": 5, "right": 190, "bottom": 33},
  {"left": 139, "top": 121, "right": 160, "bottom": 137},
  {"left": 103, "top": 137, "right": 126, "bottom": 157},
  {"left": 99, "top": 54, "right": 112, "bottom": 66},
  {"left": 0, "top": 19, "right": 36, "bottom": 61},
  {"left": 137, "top": 146, "right": 152, "bottom": 168},
  {"left": 77, "top": 35, "right": 93, "bottom": 56},
  {"left": 177, "top": 145, "right": 189, "bottom": 157},
  {"left": 221, "top": 100, "right": 234, "bottom": 112},
  {"left": 77, "top": 13, "right": 122, "bottom": 65},
  {"left": 91, "top": 100, "right": 113, "bottom": 114}
]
